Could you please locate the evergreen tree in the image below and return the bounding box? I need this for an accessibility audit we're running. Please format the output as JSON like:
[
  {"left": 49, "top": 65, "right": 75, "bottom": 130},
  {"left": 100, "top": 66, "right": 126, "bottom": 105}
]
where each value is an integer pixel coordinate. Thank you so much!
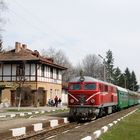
[
  {"left": 113, "top": 67, "right": 122, "bottom": 85},
  {"left": 130, "top": 71, "right": 138, "bottom": 91},
  {"left": 105, "top": 50, "right": 114, "bottom": 83},
  {"left": 119, "top": 73, "right": 127, "bottom": 88},
  {"left": 124, "top": 68, "right": 131, "bottom": 89}
]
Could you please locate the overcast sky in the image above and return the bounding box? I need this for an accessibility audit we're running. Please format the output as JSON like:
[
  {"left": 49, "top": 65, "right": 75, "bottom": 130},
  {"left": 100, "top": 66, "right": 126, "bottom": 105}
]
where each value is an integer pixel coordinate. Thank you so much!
[{"left": 2, "top": 0, "right": 140, "bottom": 83}]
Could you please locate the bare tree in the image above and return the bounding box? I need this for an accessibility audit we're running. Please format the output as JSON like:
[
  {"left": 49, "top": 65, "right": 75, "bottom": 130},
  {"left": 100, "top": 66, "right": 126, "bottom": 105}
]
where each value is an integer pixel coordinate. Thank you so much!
[
  {"left": 42, "top": 48, "right": 68, "bottom": 66},
  {"left": 73, "top": 63, "right": 83, "bottom": 77},
  {"left": 16, "top": 61, "right": 26, "bottom": 110},
  {"left": 81, "top": 54, "right": 103, "bottom": 79},
  {"left": 0, "top": 0, "right": 7, "bottom": 51},
  {"left": 42, "top": 49, "right": 104, "bottom": 81},
  {"left": 41, "top": 47, "right": 74, "bottom": 82}
]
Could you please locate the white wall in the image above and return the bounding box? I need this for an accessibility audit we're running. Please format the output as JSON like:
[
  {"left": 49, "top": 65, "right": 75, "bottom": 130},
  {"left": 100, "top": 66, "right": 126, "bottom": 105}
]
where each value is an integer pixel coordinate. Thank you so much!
[
  {"left": 12, "top": 64, "right": 16, "bottom": 75},
  {"left": 31, "top": 64, "right": 36, "bottom": 75},
  {"left": 59, "top": 71, "right": 62, "bottom": 80},
  {"left": 3, "top": 65, "right": 11, "bottom": 75},
  {"left": 62, "top": 89, "right": 68, "bottom": 105}
]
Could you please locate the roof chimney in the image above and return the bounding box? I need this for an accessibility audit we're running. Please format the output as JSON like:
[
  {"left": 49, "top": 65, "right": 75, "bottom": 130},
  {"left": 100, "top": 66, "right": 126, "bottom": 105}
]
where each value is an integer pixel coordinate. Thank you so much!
[
  {"left": 33, "top": 50, "right": 39, "bottom": 57},
  {"left": 22, "top": 44, "right": 27, "bottom": 50},
  {"left": 15, "top": 42, "right": 22, "bottom": 53}
]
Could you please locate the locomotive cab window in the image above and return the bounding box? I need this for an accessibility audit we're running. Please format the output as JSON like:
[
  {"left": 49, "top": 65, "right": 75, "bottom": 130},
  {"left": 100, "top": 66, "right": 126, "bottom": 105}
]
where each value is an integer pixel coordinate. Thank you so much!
[
  {"left": 69, "top": 84, "right": 81, "bottom": 90},
  {"left": 84, "top": 83, "right": 96, "bottom": 90}
]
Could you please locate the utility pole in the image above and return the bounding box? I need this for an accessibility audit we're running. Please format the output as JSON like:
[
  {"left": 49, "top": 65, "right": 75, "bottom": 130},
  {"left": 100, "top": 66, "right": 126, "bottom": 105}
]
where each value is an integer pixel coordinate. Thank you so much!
[
  {"left": 123, "top": 74, "right": 127, "bottom": 89},
  {"left": 98, "top": 54, "right": 106, "bottom": 81}
]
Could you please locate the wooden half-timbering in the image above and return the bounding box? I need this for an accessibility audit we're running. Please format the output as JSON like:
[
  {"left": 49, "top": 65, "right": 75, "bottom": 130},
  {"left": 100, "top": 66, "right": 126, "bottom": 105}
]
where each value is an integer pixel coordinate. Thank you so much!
[{"left": 0, "top": 42, "right": 67, "bottom": 106}]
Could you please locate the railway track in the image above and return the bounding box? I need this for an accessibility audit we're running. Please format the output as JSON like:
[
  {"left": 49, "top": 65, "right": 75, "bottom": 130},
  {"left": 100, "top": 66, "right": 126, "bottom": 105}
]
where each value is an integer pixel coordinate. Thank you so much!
[{"left": 8, "top": 105, "right": 140, "bottom": 140}]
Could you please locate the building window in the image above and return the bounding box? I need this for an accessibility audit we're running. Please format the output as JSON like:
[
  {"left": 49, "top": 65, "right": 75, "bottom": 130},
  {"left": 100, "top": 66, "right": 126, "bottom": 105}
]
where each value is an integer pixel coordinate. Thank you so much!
[
  {"left": 55, "top": 89, "right": 59, "bottom": 96},
  {"left": 16, "top": 63, "right": 25, "bottom": 76},
  {"left": 57, "top": 89, "right": 59, "bottom": 96},
  {"left": 56, "top": 69, "right": 59, "bottom": 79},
  {"left": 50, "top": 67, "right": 53, "bottom": 78},
  {"left": 50, "top": 89, "right": 53, "bottom": 99},
  {"left": 41, "top": 65, "right": 45, "bottom": 77}
]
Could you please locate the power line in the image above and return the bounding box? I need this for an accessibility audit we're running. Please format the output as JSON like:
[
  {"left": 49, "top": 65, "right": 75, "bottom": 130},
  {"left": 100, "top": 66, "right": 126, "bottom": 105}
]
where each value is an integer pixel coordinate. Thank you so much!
[
  {"left": 8, "top": 7, "right": 48, "bottom": 37},
  {"left": 10, "top": 0, "right": 66, "bottom": 41}
]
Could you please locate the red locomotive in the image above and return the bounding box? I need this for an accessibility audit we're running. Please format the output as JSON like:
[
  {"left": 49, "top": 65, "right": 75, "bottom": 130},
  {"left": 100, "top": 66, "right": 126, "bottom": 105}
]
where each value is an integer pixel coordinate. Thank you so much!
[{"left": 68, "top": 76, "right": 117, "bottom": 121}]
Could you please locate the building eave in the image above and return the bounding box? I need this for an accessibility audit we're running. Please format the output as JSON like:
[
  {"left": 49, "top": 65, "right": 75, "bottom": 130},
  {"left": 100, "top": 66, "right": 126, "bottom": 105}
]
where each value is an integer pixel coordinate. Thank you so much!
[{"left": 39, "top": 59, "right": 67, "bottom": 70}]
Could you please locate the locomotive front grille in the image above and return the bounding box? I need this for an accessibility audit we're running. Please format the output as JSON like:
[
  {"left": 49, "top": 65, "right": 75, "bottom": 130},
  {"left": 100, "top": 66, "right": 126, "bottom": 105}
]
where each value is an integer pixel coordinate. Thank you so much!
[{"left": 77, "top": 94, "right": 86, "bottom": 104}]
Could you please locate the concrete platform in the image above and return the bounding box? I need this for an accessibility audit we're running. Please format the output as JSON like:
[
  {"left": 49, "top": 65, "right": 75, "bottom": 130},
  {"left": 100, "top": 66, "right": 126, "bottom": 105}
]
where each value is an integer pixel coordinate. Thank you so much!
[{"left": 0, "top": 106, "right": 69, "bottom": 139}]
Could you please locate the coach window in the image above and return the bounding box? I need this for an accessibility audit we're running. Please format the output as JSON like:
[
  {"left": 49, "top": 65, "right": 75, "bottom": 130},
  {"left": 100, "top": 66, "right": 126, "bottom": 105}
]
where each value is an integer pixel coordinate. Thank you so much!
[
  {"left": 70, "top": 84, "right": 81, "bottom": 90},
  {"left": 105, "top": 85, "right": 108, "bottom": 92},
  {"left": 108, "top": 86, "right": 111, "bottom": 92},
  {"left": 99, "top": 84, "right": 102, "bottom": 91},
  {"left": 112, "top": 87, "right": 114, "bottom": 92},
  {"left": 100, "top": 84, "right": 104, "bottom": 92},
  {"left": 84, "top": 83, "right": 96, "bottom": 90}
]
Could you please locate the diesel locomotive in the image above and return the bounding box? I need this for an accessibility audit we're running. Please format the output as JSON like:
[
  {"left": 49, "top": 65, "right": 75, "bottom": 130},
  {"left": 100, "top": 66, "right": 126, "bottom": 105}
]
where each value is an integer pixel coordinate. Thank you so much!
[{"left": 68, "top": 76, "right": 139, "bottom": 121}]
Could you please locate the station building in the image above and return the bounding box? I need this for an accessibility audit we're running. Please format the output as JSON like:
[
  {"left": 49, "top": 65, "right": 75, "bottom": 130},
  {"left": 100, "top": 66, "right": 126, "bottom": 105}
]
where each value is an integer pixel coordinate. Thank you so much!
[{"left": 0, "top": 42, "right": 67, "bottom": 106}]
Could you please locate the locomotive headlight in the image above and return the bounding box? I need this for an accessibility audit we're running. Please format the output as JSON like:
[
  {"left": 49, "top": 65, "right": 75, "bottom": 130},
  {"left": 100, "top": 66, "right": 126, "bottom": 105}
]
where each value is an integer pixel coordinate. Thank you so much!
[
  {"left": 90, "top": 99, "right": 95, "bottom": 104},
  {"left": 70, "top": 99, "right": 74, "bottom": 103}
]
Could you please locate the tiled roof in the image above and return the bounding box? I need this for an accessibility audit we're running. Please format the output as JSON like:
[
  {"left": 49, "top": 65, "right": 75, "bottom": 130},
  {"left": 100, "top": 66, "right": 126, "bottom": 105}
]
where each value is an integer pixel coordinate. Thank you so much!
[
  {"left": 0, "top": 49, "right": 39, "bottom": 61},
  {"left": 0, "top": 43, "right": 67, "bottom": 70}
]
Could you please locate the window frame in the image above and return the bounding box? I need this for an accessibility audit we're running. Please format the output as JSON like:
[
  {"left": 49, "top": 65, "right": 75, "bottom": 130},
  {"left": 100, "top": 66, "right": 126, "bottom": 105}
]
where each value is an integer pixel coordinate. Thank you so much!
[
  {"left": 69, "top": 83, "right": 81, "bottom": 90},
  {"left": 84, "top": 83, "right": 96, "bottom": 90}
]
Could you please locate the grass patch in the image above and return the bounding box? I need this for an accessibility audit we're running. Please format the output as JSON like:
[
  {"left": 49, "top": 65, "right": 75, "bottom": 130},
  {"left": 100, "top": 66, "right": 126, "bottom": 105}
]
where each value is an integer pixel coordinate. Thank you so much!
[{"left": 98, "top": 110, "right": 140, "bottom": 140}]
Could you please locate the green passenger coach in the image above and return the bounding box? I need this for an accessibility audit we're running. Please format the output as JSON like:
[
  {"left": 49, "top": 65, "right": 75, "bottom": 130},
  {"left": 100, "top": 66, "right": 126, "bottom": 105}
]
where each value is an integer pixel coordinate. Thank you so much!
[
  {"left": 117, "top": 86, "right": 129, "bottom": 110},
  {"left": 128, "top": 90, "right": 139, "bottom": 106}
]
